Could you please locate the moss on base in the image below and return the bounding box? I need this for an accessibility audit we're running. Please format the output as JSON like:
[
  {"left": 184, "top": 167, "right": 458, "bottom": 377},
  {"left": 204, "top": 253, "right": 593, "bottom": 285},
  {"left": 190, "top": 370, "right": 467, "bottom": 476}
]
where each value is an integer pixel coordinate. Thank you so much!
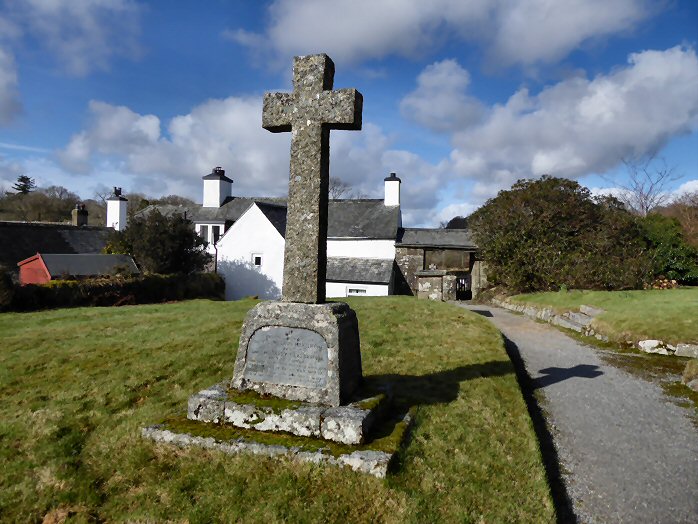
[
  {"left": 226, "top": 388, "right": 303, "bottom": 413},
  {"left": 163, "top": 406, "right": 414, "bottom": 459},
  {"left": 226, "top": 382, "right": 390, "bottom": 414}
]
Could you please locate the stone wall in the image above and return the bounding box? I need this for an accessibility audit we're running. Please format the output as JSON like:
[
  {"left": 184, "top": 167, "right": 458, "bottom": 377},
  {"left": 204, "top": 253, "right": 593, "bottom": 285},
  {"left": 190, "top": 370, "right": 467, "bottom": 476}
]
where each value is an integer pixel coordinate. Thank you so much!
[
  {"left": 416, "top": 270, "right": 459, "bottom": 301},
  {"left": 417, "top": 274, "right": 443, "bottom": 301},
  {"left": 470, "top": 260, "right": 488, "bottom": 298},
  {"left": 491, "top": 296, "right": 698, "bottom": 358},
  {"left": 395, "top": 247, "right": 423, "bottom": 296}
]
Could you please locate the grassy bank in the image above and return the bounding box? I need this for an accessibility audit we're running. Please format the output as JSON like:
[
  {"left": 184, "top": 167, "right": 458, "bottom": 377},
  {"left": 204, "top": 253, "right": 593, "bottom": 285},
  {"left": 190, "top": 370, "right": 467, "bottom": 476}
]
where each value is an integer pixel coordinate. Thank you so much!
[
  {"left": 510, "top": 288, "right": 698, "bottom": 344},
  {"left": 0, "top": 298, "right": 554, "bottom": 523}
]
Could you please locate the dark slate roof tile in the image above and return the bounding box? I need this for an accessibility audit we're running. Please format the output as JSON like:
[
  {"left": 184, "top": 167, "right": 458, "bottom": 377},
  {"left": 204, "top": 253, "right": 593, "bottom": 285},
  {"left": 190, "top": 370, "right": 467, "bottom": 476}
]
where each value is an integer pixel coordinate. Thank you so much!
[
  {"left": 0, "top": 222, "right": 110, "bottom": 270},
  {"left": 328, "top": 200, "right": 399, "bottom": 239},
  {"left": 255, "top": 202, "right": 287, "bottom": 237},
  {"left": 326, "top": 257, "right": 393, "bottom": 284},
  {"left": 39, "top": 254, "right": 139, "bottom": 277},
  {"left": 140, "top": 198, "right": 400, "bottom": 239},
  {"left": 396, "top": 228, "right": 477, "bottom": 248}
]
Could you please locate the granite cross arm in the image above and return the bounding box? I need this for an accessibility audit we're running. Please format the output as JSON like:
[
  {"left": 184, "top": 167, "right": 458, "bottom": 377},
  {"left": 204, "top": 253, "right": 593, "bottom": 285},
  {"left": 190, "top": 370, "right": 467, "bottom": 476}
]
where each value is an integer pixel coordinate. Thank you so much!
[{"left": 262, "top": 53, "right": 363, "bottom": 304}]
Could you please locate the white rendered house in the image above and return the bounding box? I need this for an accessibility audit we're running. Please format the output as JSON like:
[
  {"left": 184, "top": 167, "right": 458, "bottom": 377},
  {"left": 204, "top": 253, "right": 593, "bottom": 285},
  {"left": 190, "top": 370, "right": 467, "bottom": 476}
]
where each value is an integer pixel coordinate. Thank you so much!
[
  {"left": 136, "top": 168, "right": 480, "bottom": 300},
  {"left": 216, "top": 202, "right": 286, "bottom": 300},
  {"left": 216, "top": 187, "right": 402, "bottom": 299}
]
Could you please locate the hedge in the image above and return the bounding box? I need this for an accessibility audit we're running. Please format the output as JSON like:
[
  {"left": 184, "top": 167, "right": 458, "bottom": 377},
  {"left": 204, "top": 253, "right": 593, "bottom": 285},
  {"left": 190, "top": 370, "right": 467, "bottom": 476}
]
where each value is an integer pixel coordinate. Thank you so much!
[{"left": 3, "top": 273, "right": 225, "bottom": 312}]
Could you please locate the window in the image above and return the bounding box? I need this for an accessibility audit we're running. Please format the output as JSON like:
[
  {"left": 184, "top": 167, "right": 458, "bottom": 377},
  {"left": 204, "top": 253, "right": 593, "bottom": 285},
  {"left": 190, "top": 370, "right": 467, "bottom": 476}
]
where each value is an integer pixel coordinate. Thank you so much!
[
  {"left": 199, "top": 225, "right": 209, "bottom": 242},
  {"left": 212, "top": 225, "right": 221, "bottom": 244},
  {"left": 347, "top": 287, "right": 367, "bottom": 296},
  {"left": 252, "top": 253, "right": 263, "bottom": 267}
]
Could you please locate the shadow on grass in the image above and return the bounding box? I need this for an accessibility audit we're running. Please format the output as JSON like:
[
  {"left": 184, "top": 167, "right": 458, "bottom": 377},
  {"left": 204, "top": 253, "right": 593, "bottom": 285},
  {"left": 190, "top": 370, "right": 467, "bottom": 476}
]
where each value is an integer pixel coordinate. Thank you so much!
[
  {"left": 363, "top": 360, "right": 515, "bottom": 473},
  {"left": 502, "top": 335, "right": 578, "bottom": 524},
  {"left": 365, "top": 359, "right": 514, "bottom": 410}
]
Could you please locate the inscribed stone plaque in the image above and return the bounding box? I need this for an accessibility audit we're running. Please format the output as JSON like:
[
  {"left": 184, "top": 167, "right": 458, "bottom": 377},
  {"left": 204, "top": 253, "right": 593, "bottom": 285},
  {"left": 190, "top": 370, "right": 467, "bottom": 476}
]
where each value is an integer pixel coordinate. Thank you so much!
[{"left": 243, "top": 326, "right": 328, "bottom": 388}]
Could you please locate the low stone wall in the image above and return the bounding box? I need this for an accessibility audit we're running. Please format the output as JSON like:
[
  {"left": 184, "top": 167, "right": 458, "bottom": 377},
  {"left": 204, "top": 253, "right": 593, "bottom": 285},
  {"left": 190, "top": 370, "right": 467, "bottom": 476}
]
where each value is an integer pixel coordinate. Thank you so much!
[{"left": 490, "top": 296, "right": 698, "bottom": 359}]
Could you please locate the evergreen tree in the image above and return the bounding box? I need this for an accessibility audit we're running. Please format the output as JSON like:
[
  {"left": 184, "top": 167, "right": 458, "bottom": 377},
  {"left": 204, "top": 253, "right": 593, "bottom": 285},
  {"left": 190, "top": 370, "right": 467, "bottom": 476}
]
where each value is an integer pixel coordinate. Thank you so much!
[
  {"left": 106, "top": 210, "right": 211, "bottom": 274},
  {"left": 469, "top": 176, "right": 651, "bottom": 292},
  {"left": 12, "top": 175, "right": 36, "bottom": 194}
]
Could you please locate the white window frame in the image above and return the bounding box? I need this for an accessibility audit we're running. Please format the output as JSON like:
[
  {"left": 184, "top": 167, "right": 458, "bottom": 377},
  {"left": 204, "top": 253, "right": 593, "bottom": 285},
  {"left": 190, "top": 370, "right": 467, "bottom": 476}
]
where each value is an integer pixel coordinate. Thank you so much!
[
  {"left": 346, "top": 286, "right": 367, "bottom": 296},
  {"left": 251, "top": 253, "right": 263, "bottom": 267}
]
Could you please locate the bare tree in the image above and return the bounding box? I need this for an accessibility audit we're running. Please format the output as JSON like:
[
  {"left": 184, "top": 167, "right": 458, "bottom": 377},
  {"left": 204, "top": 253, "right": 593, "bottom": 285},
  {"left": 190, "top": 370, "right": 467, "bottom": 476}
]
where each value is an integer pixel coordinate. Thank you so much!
[
  {"left": 93, "top": 185, "right": 113, "bottom": 205},
  {"left": 665, "top": 190, "right": 698, "bottom": 247},
  {"left": 612, "top": 154, "right": 681, "bottom": 216},
  {"left": 329, "top": 176, "right": 352, "bottom": 199}
]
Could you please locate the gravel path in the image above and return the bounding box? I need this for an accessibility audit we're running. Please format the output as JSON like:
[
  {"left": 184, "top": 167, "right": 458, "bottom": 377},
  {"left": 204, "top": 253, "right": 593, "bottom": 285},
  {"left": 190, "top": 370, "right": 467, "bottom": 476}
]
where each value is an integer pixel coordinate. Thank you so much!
[{"left": 458, "top": 303, "right": 698, "bottom": 524}]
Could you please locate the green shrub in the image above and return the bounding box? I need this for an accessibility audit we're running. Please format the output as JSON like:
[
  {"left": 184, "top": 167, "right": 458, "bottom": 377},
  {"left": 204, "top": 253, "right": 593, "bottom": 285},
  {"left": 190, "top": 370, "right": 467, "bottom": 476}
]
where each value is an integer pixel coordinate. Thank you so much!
[
  {"left": 11, "top": 273, "right": 224, "bottom": 311},
  {"left": 640, "top": 214, "right": 698, "bottom": 285},
  {"left": 106, "top": 210, "right": 211, "bottom": 274},
  {"left": 469, "top": 176, "right": 651, "bottom": 293},
  {"left": 0, "top": 269, "right": 15, "bottom": 311}
]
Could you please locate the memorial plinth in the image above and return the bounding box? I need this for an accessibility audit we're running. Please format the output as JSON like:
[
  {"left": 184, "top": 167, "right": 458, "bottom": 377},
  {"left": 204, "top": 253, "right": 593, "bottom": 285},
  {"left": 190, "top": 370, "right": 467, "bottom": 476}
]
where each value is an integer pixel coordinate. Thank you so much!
[
  {"left": 231, "top": 301, "right": 362, "bottom": 407},
  {"left": 141, "top": 54, "right": 411, "bottom": 477}
]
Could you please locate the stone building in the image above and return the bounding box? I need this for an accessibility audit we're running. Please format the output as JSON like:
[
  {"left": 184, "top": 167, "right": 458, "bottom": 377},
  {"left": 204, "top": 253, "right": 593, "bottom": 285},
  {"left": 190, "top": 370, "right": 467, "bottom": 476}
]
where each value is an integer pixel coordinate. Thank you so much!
[
  {"left": 134, "top": 167, "right": 485, "bottom": 301},
  {"left": 394, "top": 228, "right": 485, "bottom": 301}
]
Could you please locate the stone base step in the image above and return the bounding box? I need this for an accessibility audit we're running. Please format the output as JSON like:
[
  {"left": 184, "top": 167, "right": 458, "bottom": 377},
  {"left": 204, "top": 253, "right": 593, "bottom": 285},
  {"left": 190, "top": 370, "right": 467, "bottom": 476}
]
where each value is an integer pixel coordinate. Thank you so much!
[
  {"left": 187, "top": 382, "right": 392, "bottom": 445},
  {"left": 142, "top": 408, "right": 413, "bottom": 478}
]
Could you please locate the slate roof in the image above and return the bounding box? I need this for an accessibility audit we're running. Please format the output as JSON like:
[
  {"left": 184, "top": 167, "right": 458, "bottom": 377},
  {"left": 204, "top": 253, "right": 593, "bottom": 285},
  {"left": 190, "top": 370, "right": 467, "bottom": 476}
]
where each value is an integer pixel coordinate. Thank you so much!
[
  {"left": 326, "top": 257, "right": 394, "bottom": 284},
  {"left": 0, "top": 222, "right": 111, "bottom": 271},
  {"left": 37, "top": 254, "right": 139, "bottom": 277},
  {"left": 255, "top": 202, "right": 287, "bottom": 237},
  {"left": 328, "top": 200, "right": 399, "bottom": 239},
  {"left": 135, "top": 197, "right": 286, "bottom": 224},
  {"left": 139, "top": 198, "right": 400, "bottom": 239},
  {"left": 396, "top": 228, "right": 477, "bottom": 249}
]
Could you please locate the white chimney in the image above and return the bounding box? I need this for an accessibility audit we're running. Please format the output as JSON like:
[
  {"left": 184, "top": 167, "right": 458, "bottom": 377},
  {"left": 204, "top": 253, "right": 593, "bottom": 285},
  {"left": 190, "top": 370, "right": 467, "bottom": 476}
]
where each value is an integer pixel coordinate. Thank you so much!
[
  {"left": 202, "top": 166, "right": 233, "bottom": 207},
  {"left": 106, "top": 187, "right": 128, "bottom": 231},
  {"left": 384, "top": 172, "right": 401, "bottom": 207}
]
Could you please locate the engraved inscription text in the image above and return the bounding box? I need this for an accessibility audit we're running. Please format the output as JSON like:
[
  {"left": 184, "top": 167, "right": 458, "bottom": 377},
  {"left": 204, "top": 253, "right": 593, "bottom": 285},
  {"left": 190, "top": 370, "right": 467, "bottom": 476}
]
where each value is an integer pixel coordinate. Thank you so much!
[{"left": 244, "top": 326, "right": 328, "bottom": 388}]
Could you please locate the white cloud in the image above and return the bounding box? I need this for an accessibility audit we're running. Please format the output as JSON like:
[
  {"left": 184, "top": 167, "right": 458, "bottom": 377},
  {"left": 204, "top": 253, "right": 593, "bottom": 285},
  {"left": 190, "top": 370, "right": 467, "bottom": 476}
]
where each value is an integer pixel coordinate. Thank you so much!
[
  {"left": 58, "top": 96, "right": 290, "bottom": 197},
  {"left": 675, "top": 179, "right": 698, "bottom": 196},
  {"left": 435, "top": 202, "right": 478, "bottom": 224},
  {"left": 491, "top": 0, "right": 651, "bottom": 67},
  {"left": 447, "top": 46, "right": 698, "bottom": 192},
  {"left": 2, "top": 0, "right": 142, "bottom": 76},
  {"left": 0, "top": 48, "right": 20, "bottom": 124},
  {"left": 400, "top": 59, "right": 483, "bottom": 133},
  {"left": 0, "top": 154, "right": 23, "bottom": 189},
  {"left": 57, "top": 96, "right": 449, "bottom": 224},
  {"left": 227, "top": 0, "right": 652, "bottom": 69}
]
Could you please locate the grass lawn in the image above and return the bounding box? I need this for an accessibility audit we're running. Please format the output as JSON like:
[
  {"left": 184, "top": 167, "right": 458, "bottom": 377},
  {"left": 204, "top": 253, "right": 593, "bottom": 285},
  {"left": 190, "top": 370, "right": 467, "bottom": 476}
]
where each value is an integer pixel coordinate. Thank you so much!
[
  {"left": 510, "top": 288, "right": 698, "bottom": 345},
  {"left": 0, "top": 297, "right": 554, "bottom": 523}
]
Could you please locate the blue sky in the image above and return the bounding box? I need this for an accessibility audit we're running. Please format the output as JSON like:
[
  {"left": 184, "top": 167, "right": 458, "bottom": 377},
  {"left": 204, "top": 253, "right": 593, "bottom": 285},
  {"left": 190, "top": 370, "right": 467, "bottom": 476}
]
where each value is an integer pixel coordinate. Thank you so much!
[{"left": 1, "top": 0, "right": 697, "bottom": 226}]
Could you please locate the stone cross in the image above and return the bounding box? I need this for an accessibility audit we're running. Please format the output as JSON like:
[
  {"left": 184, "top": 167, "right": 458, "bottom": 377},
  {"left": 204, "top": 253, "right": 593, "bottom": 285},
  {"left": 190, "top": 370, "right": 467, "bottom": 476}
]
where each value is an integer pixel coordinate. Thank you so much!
[{"left": 263, "top": 54, "right": 363, "bottom": 304}]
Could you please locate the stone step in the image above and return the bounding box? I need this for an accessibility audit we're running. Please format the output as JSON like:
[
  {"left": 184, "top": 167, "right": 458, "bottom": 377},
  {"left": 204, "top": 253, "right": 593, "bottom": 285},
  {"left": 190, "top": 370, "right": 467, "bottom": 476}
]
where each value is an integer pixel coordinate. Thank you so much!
[
  {"left": 187, "top": 382, "right": 392, "bottom": 445},
  {"left": 550, "top": 315, "right": 585, "bottom": 333},
  {"left": 580, "top": 304, "right": 606, "bottom": 317},
  {"left": 143, "top": 408, "right": 413, "bottom": 478},
  {"left": 563, "top": 311, "right": 594, "bottom": 328}
]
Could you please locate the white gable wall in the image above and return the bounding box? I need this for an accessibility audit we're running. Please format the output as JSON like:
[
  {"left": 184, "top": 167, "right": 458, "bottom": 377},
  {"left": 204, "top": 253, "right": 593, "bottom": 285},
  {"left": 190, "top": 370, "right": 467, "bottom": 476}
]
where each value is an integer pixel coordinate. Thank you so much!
[
  {"left": 326, "top": 282, "right": 389, "bottom": 297},
  {"left": 326, "top": 239, "right": 395, "bottom": 260},
  {"left": 216, "top": 205, "right": 284, "bottom": 300}
]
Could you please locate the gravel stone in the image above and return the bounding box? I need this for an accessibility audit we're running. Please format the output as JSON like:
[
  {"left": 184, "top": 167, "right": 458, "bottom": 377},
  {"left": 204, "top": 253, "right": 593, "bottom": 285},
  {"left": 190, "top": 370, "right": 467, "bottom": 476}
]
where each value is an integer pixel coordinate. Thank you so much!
[{"left": 460, "top": 303, "right": 698, "bottom": 524}]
